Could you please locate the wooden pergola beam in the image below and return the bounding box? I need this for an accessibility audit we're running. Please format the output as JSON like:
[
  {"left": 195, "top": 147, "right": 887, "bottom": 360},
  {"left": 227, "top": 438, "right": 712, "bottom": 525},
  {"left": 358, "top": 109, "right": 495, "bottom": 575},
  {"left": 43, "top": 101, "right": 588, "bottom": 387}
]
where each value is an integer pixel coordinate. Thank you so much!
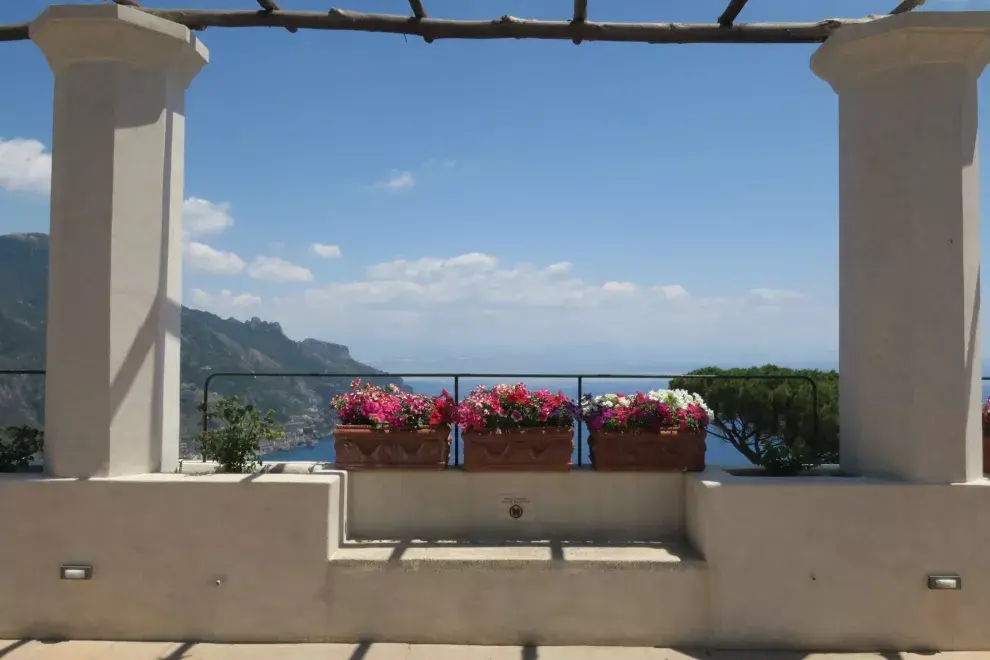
[
  {"left": 0, "top": 9, "right": 874, "bottom": 45},
  {"left": 718, "top": 0, "right": 749, "bottom": 27},
  {"left": 572, "top": 0, "right": 588, "bottom": 44},
  {"left": 0, "top": 24, "right": 27, "bottom": 41},
  {"left": 890, "top": 0, "right": 925, "bottom": 14},
  {"left": 573, "top": 0, "right": 588, "bottom": 23},
  {"left": 408, "top": 0, "right": 426, "bottom": 20}
]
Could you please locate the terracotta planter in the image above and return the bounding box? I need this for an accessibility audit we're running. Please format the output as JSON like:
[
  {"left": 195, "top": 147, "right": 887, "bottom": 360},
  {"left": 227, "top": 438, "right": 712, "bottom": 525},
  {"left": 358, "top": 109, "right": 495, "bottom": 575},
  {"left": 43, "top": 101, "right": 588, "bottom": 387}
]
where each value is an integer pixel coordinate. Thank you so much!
[
  {"left": 333, "top": 425, "right": 451, "bottom": 469},
  {"left": 588, "top": 428, "right": 707, "bottom": 472},
  {"left": 462, "top": 427, "right": 574, "bottom": 472},
  {"left": 984, "top": 431, "right": 990, "bottom": 475}
]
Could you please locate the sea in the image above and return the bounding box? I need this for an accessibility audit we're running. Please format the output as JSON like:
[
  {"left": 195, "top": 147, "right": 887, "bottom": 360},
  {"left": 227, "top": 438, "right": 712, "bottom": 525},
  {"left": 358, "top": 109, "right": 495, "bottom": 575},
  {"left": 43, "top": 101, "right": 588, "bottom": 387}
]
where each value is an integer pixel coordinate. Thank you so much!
[{"left": 260, "top": 378, "right": 814, "bottom": 467}]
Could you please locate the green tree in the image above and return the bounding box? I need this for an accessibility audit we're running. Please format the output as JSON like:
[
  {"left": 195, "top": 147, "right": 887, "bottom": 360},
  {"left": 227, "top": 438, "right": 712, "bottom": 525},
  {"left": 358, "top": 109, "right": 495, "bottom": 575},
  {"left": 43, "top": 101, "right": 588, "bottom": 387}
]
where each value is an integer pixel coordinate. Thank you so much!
[
  {"left": 0, "top": 425, "right": 44, "bottom": 472},
  {"left": 669, "top": 365, "right": 838, "bottom": 469},
  {"left": 196, "top": 396, "right": 285, "bottom": 473}
]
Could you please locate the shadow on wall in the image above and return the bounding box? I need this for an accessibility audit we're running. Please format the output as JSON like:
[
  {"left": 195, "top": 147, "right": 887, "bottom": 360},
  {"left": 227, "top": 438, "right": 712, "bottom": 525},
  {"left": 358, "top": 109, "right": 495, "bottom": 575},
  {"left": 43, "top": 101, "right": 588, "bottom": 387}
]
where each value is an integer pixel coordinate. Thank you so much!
[{"left": 0, "top": 640, "right": 929, "bottom": 659}]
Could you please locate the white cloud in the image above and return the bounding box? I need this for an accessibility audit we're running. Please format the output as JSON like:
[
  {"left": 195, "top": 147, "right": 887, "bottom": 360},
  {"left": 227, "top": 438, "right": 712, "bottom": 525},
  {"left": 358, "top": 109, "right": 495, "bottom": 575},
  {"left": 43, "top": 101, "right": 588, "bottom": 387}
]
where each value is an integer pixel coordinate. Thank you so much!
[
  {"left": 602, "top": 281, "right": 637, "bottom": 294},
  {"left": 190, "top": 288, "right": 261, "bottom": 310},
  {"left": 654, "top": 284, "right": 689, "bottom": 300},
  {"left": 189, "top": 289, "right": 212, "bottom": 306},
  {"left": 259, "top": 252, "right": 830, "bottom": 357},
  {"left": 248, "top": 256, "right": 314, "bottom": 283},
  {"left": 311, "top": 243, "right": 343, "bottom": 259},
  {"left": 0, "top": 138, "right": 52, "bottom": 194},
  {"left": 367, "top": 253, "right": 497, "bottom": 280},
  {"left": 184, "top": 197, "right": 234, "bottom": 237},
  {"left": 179, "top": 196, "right": 245, "bottom": 277},
  {"left": 0, "top": 136, "right": 254, "bottom": 283},
  {"left": 545, "top": 262, "right": 572, "bottom": 275},
  {"left": 373, "top": 170, "right": 415, "bottom": 191},
  {"left": 0, "top": 142, "right": 239, "bottom": 249},
  {"left": 307, "top": 253, "right": 640, "bottom": 310},
  {"left": 185, "top": 242, "right": 246, "bottom": 275},
  {"left": 749, "top": 288, "right": 804, "bottom": 302}
]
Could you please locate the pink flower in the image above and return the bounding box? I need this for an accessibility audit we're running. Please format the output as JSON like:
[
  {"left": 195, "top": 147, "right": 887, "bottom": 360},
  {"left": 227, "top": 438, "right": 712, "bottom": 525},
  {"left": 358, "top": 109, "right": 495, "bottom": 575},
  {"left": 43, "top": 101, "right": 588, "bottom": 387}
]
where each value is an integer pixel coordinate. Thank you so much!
[
  {"left": 456, "top": 383, "right": 575, "bottom": 431},
  {"left": 330, "top": 382, "right": 455, "bottom": 431}
]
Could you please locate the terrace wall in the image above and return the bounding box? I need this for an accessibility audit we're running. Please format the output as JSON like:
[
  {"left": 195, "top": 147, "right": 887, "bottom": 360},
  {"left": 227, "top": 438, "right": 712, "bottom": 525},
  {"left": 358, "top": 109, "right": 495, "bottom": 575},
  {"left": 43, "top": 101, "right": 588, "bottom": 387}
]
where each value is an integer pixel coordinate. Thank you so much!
[{"left": 2, "top": 468, "right": 989, "bottom": 649}]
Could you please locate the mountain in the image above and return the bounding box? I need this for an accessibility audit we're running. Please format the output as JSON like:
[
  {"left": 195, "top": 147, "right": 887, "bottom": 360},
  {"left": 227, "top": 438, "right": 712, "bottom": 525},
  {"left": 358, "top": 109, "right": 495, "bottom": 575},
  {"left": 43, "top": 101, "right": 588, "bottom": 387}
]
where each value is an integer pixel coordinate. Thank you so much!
[{"left": 0, "top": 233, "right": 401, "bottom": 455}]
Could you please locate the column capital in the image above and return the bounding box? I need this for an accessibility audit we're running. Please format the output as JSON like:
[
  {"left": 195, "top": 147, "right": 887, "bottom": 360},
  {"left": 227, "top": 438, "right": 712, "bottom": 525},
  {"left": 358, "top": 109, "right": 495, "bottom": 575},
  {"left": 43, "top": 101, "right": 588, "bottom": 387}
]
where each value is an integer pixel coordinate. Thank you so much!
[
  {"left": 30, "top": 4, "right": 208, "bottom": 89},
  {"left": 812, "top": 12, "right": 990, "bottom": 92}
]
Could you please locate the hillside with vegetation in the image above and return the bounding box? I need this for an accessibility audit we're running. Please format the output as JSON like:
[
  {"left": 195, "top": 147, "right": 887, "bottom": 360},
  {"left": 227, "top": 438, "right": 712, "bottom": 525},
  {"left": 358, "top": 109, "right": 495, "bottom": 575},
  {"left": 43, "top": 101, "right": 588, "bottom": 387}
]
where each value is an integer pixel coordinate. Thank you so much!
[{"left": 0, "top": 233, "right": 401, "bottom": 456}]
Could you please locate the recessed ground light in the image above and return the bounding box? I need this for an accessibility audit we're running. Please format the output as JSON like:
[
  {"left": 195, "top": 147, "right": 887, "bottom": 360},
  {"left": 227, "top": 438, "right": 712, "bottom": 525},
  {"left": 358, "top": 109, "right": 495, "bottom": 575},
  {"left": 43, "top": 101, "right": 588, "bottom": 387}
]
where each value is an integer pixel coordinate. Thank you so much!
[
  {"left": 927, "top": 574, "right": 961, "bottom": 590},
  {"left": 60, "top": 565, "right": 92, "bottom": 580}
]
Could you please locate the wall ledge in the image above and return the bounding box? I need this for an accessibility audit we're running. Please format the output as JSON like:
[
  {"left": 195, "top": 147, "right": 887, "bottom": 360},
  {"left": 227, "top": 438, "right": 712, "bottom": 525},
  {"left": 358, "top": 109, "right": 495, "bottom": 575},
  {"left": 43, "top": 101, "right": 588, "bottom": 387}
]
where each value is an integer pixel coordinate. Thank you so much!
[
  {"left": 0, "top": 471, "right": 343, "bottom": 485},
  {"left": 691, "top": 467, "right": 990, "bottom": 488}
]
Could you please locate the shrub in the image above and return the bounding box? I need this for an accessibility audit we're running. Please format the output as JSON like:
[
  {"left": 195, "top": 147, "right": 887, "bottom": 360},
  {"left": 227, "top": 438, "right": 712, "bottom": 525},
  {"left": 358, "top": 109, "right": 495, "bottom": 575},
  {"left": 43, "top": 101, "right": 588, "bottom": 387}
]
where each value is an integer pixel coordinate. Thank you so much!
[
  {"left": 758, "top": 439, "right": 815, "bottom": 476},
  {"left": 0, "top": 426, "right": 44, "bottom": 472},
  {"left": 329, "top": 380, "right": 456, "bottom": 430},
  {"left": 457, "top": 383, "right": 575, "bottom": 432},
  {"left": 196, "top": 396, "right": 284, "bottom": 473},
  {"left": 581, "top": 389, "right": 712, "bottom": 432}
]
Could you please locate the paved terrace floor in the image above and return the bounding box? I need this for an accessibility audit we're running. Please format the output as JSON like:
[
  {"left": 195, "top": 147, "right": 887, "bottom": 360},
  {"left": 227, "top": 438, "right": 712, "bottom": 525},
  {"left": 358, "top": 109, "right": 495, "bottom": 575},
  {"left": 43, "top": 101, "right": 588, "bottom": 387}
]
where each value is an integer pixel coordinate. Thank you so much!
[{"left": 2, "top": 642, "right": 989, "bottom": 659}]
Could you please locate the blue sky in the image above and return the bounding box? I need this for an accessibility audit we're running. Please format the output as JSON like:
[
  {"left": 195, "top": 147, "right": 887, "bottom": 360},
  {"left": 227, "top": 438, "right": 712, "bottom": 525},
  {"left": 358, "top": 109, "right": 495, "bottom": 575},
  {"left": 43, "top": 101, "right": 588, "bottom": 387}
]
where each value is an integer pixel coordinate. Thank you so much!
[{"left": 0, "top": 0, "right": 987, "bottom": 370}]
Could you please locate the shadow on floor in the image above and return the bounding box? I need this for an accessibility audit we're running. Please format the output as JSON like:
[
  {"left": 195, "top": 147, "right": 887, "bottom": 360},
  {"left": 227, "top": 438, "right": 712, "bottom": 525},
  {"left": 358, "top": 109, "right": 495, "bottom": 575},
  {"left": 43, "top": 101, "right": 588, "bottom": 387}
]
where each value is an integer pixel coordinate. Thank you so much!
[
  {"left": 161, "top": 642, "right": 197, "bottom": 659},
  {"left": 0, "top": 639, "right": 950, "bottom": 659},
  {"left": 349, "top": 641, "right": 371, "bottom": 659},
  {"left": 157, "top": 640, "right": 377, "bottom": 660},
  {"left": 0, "top": 640, "right": 30, "bottom": 658}
]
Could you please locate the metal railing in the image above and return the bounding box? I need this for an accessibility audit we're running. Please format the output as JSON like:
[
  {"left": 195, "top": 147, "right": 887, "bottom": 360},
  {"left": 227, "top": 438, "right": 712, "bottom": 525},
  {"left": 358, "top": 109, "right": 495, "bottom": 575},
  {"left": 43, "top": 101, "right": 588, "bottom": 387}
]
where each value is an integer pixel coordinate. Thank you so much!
[
  {"left": 202, "top": 371, "right": 820, "bottom": 467},
  {"left": 0, "top": 369, "right": 45, "bottom": 377}
]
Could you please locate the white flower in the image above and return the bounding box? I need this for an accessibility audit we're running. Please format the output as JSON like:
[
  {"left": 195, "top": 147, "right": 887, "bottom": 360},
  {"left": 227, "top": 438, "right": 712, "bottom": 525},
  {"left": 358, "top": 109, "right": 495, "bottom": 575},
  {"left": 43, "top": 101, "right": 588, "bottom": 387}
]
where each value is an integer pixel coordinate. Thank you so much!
[{"left": 645, "top": 388, "right": 715, "bottom": 419}]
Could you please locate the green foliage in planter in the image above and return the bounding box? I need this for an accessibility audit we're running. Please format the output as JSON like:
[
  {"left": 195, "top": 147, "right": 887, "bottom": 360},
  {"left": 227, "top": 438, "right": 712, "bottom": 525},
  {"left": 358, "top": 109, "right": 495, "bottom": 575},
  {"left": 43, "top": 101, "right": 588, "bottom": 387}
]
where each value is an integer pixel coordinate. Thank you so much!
[
  {"left": 196, "top": 396, "right": 284, "bottom": 473},
  {"left": 0, "top": 425, "right": 44, "bottom": 472},
  {"left": 670, "top": 365, "right": 838, "bottom": 468}
]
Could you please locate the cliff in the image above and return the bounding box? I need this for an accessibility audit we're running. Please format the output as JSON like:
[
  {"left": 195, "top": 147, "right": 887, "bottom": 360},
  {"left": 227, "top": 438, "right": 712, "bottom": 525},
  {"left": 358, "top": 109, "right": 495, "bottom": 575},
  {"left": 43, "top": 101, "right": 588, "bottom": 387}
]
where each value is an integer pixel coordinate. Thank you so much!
[{"left": 0, "top": 233, "right": 399, "bottom": 455}]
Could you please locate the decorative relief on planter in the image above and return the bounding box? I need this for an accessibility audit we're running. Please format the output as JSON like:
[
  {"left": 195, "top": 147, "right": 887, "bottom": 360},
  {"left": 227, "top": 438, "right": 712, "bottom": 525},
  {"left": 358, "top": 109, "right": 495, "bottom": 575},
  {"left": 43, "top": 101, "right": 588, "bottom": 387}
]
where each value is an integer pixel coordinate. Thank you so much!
[
  {"left": 462, "top": 427, "right": 574, "bottom": 472},
  {"left": 588, "top": 429, "right": 706, "bottom": 472},
  {"left": 332, "top": 425, "right": 451, "bottom": 469}
]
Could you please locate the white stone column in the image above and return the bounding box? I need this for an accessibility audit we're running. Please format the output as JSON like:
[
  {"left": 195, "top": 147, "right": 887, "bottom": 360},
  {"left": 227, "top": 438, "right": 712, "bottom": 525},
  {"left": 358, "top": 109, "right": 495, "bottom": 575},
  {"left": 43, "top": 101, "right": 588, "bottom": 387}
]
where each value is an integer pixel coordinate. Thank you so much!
[
  {"left": 812, "top": 13, "right": 990, "bottom": 483},
  {"left": 30, "top": 5, "right": 208, "bottom": 477}
]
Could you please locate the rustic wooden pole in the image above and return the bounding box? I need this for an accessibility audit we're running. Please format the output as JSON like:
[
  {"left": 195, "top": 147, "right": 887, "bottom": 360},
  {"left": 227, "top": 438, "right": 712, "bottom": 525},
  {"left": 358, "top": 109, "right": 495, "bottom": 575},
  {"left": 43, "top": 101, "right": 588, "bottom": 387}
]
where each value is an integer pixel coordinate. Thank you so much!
[
  {"left": 573, "top": 0, "right": 588, "bottom": 23},
  {"left": 0, "top": 9, "right": 874, "bottom": 44},
  {"left": 408, "top": 0, "right": 426, "bottom": 19},
  {"left": 0, "top": 23, "right": 27, "bottom": 41},
  {"left": 890, "top": 0, "right": 925, "bottom": 14},
  {"left": 718, "top": 0, "right": 749, "bottom": 27},
  {"left": 572, "top": 0, "right": 588, "bottom": 44}
]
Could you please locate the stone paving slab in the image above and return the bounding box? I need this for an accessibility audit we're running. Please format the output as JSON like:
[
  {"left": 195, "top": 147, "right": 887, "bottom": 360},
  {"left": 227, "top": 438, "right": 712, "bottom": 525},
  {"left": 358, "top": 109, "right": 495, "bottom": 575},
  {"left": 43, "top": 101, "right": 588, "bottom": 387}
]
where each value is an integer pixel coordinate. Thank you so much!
[{"left": 3, "top": 641, "right": 990, "bottom": 659}]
